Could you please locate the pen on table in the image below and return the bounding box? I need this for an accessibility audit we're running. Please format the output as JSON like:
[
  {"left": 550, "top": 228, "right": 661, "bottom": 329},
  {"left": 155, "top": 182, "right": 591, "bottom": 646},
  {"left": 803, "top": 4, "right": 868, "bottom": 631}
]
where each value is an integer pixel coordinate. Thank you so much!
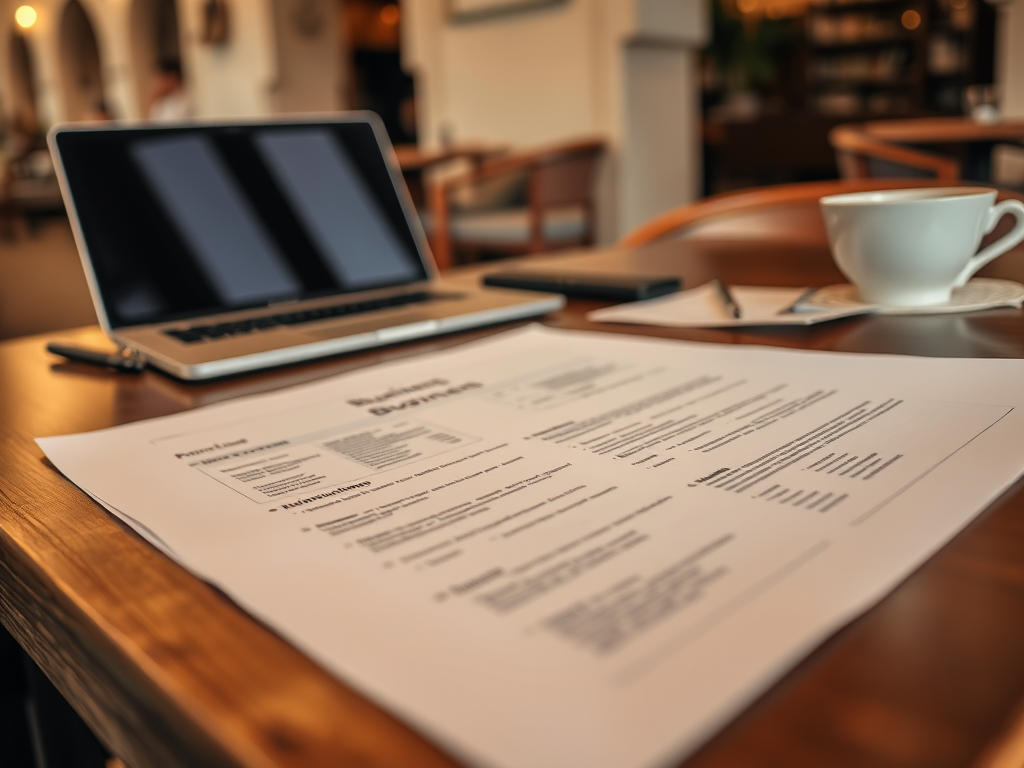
[
  {"left": 776, "top": 287, "right": 819, "bottom": 315},
  {"left": 711, "top": 279, "right": 742, "bottom": 319},
  {"left": 46, "top": 343, "right": 147, "bottom": 373}
]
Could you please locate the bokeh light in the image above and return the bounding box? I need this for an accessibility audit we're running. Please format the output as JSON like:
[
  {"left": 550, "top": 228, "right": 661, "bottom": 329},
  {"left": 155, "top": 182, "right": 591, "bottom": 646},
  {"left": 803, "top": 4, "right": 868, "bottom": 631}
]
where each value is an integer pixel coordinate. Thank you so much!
[
  {"left": 901, "top": 9, "right": 921, "bottom": 29},
  {"left": 14, "top": 5, "right": 37, "bottom": 29},
  {"left": 380, "top": 3, "right": 399, "bottom": 25}
]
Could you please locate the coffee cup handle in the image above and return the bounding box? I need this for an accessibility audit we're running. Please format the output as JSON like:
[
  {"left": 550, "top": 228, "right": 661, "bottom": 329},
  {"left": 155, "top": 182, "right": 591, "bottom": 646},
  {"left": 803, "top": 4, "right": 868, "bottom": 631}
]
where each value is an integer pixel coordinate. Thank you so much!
[{"left": 955, "top": 199, "right": 1024, "bottom": 287}]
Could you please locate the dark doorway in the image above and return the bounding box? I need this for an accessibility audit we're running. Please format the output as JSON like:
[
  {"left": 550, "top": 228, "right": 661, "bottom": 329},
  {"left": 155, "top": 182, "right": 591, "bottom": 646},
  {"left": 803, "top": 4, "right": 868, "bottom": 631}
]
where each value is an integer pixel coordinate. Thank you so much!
[
  {"left": 342, "top": 0, "right": 416, "bottom": 144},
  {"left": 59, "top": 0, "right": 107, "bottom": 120}
]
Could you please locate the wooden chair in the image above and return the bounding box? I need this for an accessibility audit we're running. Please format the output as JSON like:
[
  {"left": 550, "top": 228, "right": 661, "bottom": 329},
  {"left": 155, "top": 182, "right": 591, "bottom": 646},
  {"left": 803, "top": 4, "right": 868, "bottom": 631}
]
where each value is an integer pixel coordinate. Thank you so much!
[
  {"left": 427, "top": 138, "right": 605, "bottom": 269},
  {"left": 830, "top": 123, "right": 961, "bottom": 182},
  {"left": 619, "top": 179, "right": 1024, "bottom": 248}
]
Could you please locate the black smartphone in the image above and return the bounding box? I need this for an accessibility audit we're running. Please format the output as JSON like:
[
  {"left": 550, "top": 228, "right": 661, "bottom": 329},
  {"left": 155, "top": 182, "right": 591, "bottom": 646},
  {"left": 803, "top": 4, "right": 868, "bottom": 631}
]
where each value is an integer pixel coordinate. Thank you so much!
[{"left": 483, "top": 271, "right": 681, "bottom": 301}]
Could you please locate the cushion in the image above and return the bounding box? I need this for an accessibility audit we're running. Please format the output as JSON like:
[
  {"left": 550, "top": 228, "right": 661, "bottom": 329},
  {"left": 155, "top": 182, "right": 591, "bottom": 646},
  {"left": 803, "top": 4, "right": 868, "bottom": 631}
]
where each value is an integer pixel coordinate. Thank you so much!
[{"left": 449, "top": 170, "right": 528, "bottom": 212}]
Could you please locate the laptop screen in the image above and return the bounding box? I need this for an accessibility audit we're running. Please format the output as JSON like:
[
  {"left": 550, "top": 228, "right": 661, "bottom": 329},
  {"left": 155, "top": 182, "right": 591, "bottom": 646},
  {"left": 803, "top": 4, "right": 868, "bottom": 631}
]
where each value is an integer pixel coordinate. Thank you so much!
[{"left": 54, "top": 119, "right": 431, "bottom": 329}]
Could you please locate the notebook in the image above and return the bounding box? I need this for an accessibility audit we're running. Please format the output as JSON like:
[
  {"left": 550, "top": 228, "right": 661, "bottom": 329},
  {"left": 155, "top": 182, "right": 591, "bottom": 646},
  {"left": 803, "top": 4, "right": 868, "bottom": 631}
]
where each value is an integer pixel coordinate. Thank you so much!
[{"left": 49, "top": 115, "right": 563, "bottom": 380}]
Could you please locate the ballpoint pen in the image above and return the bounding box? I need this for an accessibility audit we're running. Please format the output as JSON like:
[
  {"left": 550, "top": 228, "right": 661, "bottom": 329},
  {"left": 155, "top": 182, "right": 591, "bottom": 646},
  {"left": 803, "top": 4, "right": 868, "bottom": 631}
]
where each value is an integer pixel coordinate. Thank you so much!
[
  {"left": 46, "top": 343, "right": 147, "bottom": 372},
  {"left": 711, "top": 279, "right": 742, "bottom": 319},
  {"left": 776, "top": 287, "right": 819, "bottom": 315}
]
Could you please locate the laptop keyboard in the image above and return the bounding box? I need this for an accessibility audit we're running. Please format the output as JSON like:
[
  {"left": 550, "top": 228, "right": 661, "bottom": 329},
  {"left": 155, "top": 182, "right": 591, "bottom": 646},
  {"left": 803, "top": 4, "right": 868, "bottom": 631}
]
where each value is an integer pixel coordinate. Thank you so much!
[{"left": 165, "top": 291, "right": 443, "bottom": 344}]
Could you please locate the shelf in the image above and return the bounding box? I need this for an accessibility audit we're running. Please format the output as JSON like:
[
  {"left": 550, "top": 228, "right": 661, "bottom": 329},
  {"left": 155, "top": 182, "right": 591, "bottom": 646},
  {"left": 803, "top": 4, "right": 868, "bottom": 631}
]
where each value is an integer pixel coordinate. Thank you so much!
[
  {"left": 929, "top": 23, "right": 971, "bottom": 35},
  {"left": 814, "top": 109, "right": 920, "bottom": 118},
  {"left": 812, "top": 77, "right": 916, "bottom": 88},
  {"left": 810, "top": 36, "right": 915, "bottom": 50},
  {"left": 807, "top": 0, "right": 910, "bottom": 13},
  {"left": 796, "top": 0, "right": 992, "bottom": 118}
]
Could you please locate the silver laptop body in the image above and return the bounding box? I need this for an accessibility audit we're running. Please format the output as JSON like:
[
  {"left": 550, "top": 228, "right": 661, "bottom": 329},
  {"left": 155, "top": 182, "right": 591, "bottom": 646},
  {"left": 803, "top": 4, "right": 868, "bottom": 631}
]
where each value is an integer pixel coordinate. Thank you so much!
[{"left": 50, "top": 114, "right": 563, "bottom": 380}]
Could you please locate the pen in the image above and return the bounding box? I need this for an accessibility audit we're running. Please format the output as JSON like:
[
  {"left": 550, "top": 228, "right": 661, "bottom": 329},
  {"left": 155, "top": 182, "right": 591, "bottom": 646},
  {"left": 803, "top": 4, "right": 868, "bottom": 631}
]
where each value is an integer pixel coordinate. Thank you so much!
[
  {"left": 776, "top": 287, "right": 819, "bottom": 315},
  {"left": 712, "top": 279, "right": 742, "bottom": 319},
  {"left": 46, "top": 343, "right": 147, "bottom": 372}
]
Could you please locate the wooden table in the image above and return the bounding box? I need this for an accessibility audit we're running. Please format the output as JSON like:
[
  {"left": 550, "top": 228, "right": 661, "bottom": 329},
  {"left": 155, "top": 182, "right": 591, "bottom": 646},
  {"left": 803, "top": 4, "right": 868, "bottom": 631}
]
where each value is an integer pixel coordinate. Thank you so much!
[
  {"left": 860, "top": 117, "right": 1024, "bottom": 146},
  {"left": 4, "top": 240, "right": 1024, "bottom": 768}
]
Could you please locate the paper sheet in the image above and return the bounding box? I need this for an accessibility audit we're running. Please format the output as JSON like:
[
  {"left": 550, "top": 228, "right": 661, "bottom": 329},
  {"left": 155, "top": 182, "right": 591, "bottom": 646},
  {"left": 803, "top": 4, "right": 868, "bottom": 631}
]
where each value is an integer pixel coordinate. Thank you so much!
[
  {"left": 588, "top": 283, "right": 874, "bottom": 327},
  {"left": 37, "top": 326, "right": 1024, "bottom": 768}
]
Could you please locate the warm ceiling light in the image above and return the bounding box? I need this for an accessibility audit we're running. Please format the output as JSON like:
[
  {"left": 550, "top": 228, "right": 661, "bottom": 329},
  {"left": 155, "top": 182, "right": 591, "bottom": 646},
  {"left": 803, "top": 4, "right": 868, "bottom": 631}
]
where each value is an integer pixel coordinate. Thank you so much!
[
  {"left": 737, "top": 0, "right": 759, "bottom": 13},
  {"left": 14, "top": 5, "right": 37, "bottom": 28},
  {"left": 901, "top": 9, "right": 921, "bottom": 29},
  {"left": 380, "top": 3, "right": 399, "bottom": 25}
]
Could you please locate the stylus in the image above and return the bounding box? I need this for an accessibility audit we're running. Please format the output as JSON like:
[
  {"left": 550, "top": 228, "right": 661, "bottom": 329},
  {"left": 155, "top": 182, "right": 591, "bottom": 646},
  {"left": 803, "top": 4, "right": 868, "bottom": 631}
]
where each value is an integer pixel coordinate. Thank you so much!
[{"left": 46, "top": 343, "right": 147, "bottom": 373}]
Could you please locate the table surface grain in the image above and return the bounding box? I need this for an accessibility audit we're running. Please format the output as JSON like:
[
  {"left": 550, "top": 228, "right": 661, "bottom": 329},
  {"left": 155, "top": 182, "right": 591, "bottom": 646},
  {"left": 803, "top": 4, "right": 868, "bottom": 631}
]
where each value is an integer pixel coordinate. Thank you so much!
[{"left": 4, "top": 239, "right": 1024, "bottom": 768}]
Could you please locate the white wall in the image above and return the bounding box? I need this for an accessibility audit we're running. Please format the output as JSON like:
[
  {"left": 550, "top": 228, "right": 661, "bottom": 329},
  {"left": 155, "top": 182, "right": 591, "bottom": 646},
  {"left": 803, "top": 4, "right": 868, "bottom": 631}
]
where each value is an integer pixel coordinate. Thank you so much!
[
  {"left": 405, "top": 1, "right": 599, "bottom": 148},
  {"left": 268, "top": 0, "right": 340, "bottom": 114},
  {"left": 403, "top": 0, "right": 708, "bottom": 241},
  {"left": 994, "top": 0, "right": 1024, "bottom": 186},
  {"left": 176, "top": 0, "right": 341, "bottom": 118},
  {"left": 997, "top": 0, "right": 1024, "bottom": 117},
  {"left": 177, "top": 0, "right": 277, "bottom": 118}
]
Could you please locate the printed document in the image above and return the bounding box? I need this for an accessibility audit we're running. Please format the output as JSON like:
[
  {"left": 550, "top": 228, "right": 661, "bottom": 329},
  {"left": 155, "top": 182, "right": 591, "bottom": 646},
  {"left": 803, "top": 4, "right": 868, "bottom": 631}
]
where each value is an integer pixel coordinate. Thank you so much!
[{"left": 38, "top": 326, "right": 1024, "bottom": 768}]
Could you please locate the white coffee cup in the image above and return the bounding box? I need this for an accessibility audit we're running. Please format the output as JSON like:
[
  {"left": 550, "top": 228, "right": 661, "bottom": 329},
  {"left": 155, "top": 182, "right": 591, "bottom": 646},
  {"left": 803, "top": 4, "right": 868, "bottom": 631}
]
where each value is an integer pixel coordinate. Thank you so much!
[{"left": 819, "top": 187, "right": 1024, "bottom": 307}]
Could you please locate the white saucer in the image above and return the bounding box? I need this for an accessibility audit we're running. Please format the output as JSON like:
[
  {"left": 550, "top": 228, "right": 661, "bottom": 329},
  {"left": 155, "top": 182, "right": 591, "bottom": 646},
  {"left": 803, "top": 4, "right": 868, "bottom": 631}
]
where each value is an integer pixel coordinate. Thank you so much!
[{"left": 806, "top": 278, "right": 1024, "bottom": 315}]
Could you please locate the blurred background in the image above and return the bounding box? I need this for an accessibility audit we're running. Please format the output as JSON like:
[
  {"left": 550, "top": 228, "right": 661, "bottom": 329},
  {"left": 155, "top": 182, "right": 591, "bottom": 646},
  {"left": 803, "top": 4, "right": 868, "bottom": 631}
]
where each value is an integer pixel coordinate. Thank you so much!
[{"left": 0, "top": 0, "right": 1021, "bottom": 339}]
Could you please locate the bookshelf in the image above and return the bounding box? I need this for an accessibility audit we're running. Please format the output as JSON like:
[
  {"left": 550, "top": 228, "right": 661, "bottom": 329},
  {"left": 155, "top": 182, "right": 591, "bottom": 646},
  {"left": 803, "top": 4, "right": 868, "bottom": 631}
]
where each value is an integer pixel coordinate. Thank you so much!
[
  {"left": 698, "top": 0, "right": 997, "bottom": 193},
  {"left": 804, "top": 0, "right": 994, "bottom": 117}
]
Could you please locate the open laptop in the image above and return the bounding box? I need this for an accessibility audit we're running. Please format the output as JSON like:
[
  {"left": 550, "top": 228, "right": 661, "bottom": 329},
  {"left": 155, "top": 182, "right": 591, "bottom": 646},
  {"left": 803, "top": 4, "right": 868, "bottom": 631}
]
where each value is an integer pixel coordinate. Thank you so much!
[{"left": 50, "top": 114, "right": 563, "bottom": 380}]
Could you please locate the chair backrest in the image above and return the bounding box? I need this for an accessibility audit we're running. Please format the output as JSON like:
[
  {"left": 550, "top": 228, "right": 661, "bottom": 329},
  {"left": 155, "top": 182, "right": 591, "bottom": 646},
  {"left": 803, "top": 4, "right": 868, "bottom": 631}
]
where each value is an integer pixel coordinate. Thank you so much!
[
  {"left": 830, "top": 123, "right": 961, "bottom": 181},
  {"left": 619, "top": 179, "right": 1020, "bottom": 248},
  {"left": 428, "top": 138, "right": 606, "bottom": 268},
  {"left": 526, "top": 140, "right": 605, "bottom": 208}
]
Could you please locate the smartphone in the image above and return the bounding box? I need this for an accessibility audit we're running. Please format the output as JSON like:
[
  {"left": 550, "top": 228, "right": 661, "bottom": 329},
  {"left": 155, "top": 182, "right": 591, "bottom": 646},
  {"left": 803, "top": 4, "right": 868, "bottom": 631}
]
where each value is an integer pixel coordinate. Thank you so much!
[{"left": 483, "top": 271, "right": 681, "bottom": 301}]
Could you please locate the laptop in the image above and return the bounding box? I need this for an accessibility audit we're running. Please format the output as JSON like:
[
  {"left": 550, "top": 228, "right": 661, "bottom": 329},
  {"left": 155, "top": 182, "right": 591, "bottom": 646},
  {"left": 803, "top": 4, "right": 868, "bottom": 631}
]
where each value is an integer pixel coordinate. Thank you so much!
[{"left": 49, "top": 114, "right": 564, "bottom": 380}]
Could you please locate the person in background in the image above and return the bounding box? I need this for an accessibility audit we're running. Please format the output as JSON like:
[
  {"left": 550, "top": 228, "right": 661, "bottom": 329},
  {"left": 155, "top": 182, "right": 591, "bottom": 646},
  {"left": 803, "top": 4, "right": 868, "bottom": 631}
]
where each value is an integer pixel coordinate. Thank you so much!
[{"left": 147, "top": 59, "right": 192, "bottom": 122}]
